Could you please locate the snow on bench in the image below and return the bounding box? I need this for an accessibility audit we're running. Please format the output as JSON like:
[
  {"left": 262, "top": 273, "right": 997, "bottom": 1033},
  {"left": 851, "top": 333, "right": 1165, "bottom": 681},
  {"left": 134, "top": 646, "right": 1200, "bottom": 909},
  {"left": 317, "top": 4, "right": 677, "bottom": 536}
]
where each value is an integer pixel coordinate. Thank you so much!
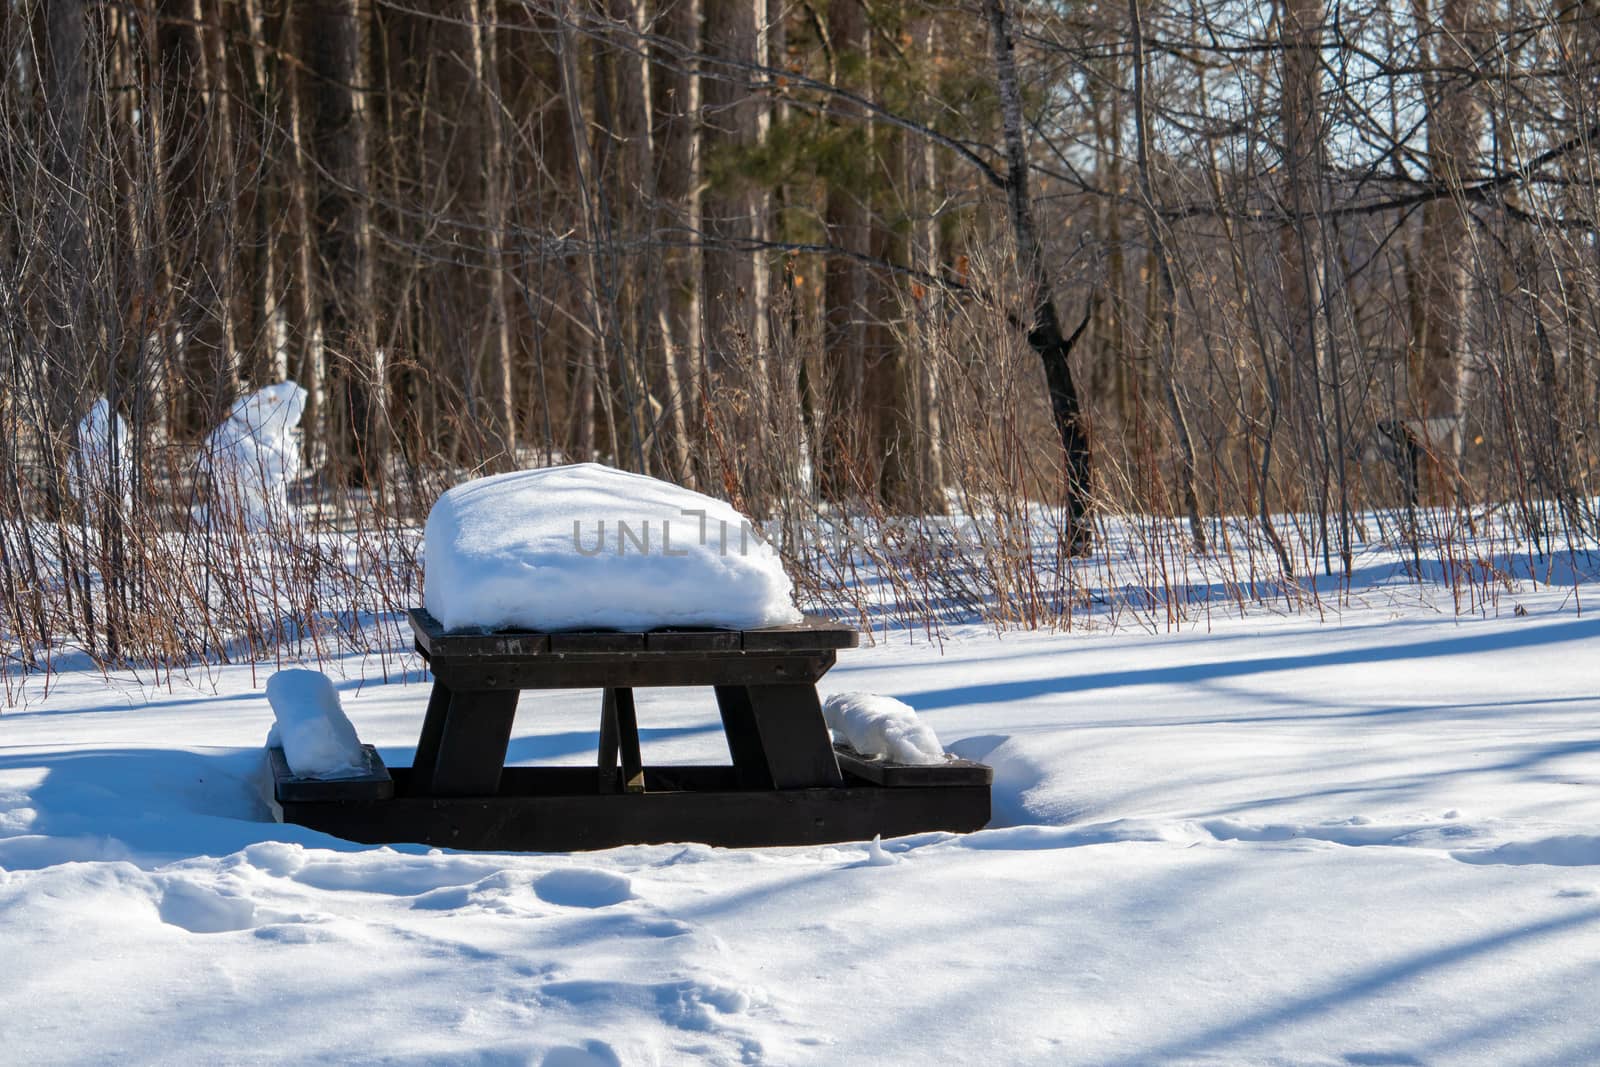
[
  {"left": 265, "top": 670, "right": 370, "bottom": 780},
  {"left": 822, "top": 692, "right": 947, "bottom": 766},
  {"left": 422, "top": 463, "right": 802, "bottom": 633}
]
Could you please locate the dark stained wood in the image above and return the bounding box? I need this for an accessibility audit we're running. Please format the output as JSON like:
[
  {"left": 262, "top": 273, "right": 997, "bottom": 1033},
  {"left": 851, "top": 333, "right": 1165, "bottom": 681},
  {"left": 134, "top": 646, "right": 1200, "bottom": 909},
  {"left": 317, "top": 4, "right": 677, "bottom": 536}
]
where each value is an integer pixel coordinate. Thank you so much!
[
  {"left": 714, "top": 685, "right": 775, "bottom": 788},
  {"left": 407, "top": 606, "right": 856, "bottom": 658},
  {"left": 407, "top": 678, "right": 455, "bottom": 795},
  {"left": 427, "top": 651, "right": 836, "bottom": 690},
  {"left": 832, "top": 745, "right": 995, "bottom": 787},
  {"left": 279, "top": 768, "right": 991, "bottom": 851},
  {"left": 408, "top": 608, "right": 550, "bottom": 658},
  {"left": 270, "top": 745, "right": 394, "bottom": 803},
  {"left": 597, "top": 689, "right": 648, "bottom": 794},
  {"left": 608, "top": 694, "right": 646, "bottom": 793},
  {"left": 550, "top": 632, "right": 647, "bottom": 653},
  {"left": 420, "top": 689, "right": 520, "bottom": 796},
  {"left": 744, "top": 684, "right": 845, "bottom": 788},
  {"left": 740, "top": 615, "right": 860, "bottom": 651},
  {"left": 645, "top": 629, "right": 742, "bottom": 652},
  {"left": 597, "top": 686, "right": 621, "bottom": 794},
  {"left": 483, "top": 765, "right": 749, "bottom": 795}
]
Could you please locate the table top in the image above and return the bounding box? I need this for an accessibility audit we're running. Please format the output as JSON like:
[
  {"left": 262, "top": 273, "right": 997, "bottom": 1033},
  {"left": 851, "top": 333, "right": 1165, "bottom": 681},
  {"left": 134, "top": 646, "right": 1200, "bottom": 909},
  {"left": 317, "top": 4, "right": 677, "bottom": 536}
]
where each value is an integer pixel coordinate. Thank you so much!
[{"left": 407, "top": 607, "right": 860, "bottom": 659}]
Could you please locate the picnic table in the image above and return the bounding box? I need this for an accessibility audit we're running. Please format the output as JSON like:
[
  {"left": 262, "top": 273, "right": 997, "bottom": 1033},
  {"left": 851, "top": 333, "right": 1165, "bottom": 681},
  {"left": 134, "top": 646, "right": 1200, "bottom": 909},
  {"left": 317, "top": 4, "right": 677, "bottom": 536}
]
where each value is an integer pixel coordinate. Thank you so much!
[{"left": 272, "top": 608, "right": 991, "bottom": 850}]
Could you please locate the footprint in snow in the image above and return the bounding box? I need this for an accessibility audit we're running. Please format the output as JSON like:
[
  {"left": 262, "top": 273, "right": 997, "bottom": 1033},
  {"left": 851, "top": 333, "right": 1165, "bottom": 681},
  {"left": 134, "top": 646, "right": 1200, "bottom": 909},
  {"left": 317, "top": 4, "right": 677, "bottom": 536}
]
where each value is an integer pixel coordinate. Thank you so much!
[
  {"left": 540, "top": 978, "right": 751, "bottom": 1032},
  {"left": 1342, "top": 1051, "right": 1428, "bottom": 1066},
  {"left": 534, "top": 869, "right": 634, "bottom": 908},
  {"left": 252, "top": 922, "right": 338, "bottom": 944},
  {"left": 410, "top": 871, "right": 528, "bottom": 913},
  {"left": 540, "top": 1040, "right": 622, "bottom": 1067},
  {"left": 158, "top": 880, "right": 258, "bottom": 934}
]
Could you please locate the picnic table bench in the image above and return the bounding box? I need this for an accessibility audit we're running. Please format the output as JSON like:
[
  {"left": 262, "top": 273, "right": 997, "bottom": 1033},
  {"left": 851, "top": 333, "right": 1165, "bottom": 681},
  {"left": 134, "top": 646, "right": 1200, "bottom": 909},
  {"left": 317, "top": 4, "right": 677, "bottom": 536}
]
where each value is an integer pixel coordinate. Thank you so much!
[{"left": 272, "top": 608, "right": 992, "bottom": 851}]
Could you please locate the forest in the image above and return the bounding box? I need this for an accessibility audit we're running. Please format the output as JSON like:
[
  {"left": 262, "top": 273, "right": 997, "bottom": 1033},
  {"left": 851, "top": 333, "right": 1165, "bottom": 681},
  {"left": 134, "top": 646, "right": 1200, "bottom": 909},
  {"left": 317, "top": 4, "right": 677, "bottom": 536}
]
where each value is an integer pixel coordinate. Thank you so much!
[{"left": 1, "top": 0, "right": 1598, "bottom": 666}]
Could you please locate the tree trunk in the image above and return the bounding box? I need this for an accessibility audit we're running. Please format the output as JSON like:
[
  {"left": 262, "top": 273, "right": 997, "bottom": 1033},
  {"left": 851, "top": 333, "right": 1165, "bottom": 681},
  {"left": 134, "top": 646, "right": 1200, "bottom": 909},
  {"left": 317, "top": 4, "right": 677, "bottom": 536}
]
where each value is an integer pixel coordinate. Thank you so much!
[
  {"left": 1412, "top": 0, "right": 1483, "bottom": 498},
  {"left": 700, "top": 0, "right": 767, "bottom": 374},
  {"left": 156, "top": 0, "right": 240, "bottom": 432},
  {"left": 901, "top": 14, "right": 946, "bottom": 513},
  {"left": 467, "top": 0, "right": 517, "bottom": 461},
  {"left": 603, "top": 0, "right": 665, "bottom": 475},
  {"left": 650, "top": 0, "right": 701, "bottom": 484},
  {"left": 1278, "top": 0, "right": 1327, "bottom": 488},
  {"left": 281, "top": 4, "right": 323, "bottom": 466},
  {"left": 199, "top": 0, "right": 240, "bottom": 409},
  {"left": 241, "top": 0, "right": 285, "bottom": 385},
  {"left": 42, "top": 0, "right": 90, "bottom": 437},
  {"left": 1129, "top": 0, "right": 1205, "bottom": 551},
  {"left": 555, "top": 0, "right": 629, "bottom": 468},
  {"left": 983, "top": 0, "right": 1094, "bottom": 553},
  {"left": 817, "top": 0, "right": 869, "bottom": 502},
  {"left": 304, "top": 0, "right": 382, "bottom": 487}
]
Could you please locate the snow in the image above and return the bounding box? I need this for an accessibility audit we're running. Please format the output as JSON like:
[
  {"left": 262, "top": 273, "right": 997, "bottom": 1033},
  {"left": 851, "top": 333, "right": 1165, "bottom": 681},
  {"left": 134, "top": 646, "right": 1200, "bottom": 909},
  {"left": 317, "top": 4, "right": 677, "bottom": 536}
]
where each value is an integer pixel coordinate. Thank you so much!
[
  {"left": 423, "top": 462, "right": 803, "bottom": 632},
  {"left": 822, "top": 691, "right": 946, "bottom": 765},
  {"left": 264, "top": 669, "right": 368, "bottom": 779},
  {"left": 202, "top": 381, "right": 307, "bottom": 527},
  {"left": 68, "top": 397, "right": 131, "bottom": 515},
  {"left": 3, "top": 582, "right": 1600, "bottom": 1062}
]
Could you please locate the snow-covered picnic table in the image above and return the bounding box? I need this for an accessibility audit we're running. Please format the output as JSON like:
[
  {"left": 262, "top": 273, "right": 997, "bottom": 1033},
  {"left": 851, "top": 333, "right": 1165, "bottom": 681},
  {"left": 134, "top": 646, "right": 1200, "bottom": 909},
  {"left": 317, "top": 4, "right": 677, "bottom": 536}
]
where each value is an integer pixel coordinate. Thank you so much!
[
  {"left": 271, "top": 465, "right": 992, "bottom": 849},
  {"left": 271, "top": 607, "right": 990, "bottom": 850}
]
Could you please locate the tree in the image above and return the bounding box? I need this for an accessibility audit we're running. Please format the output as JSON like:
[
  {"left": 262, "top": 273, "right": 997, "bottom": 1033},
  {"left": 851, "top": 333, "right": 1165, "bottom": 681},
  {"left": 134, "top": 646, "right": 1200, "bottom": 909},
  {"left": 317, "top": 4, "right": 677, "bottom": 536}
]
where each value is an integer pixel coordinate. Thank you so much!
[
  {"left": 816, "top": 0, "right": 871, "bottom": 502},
  {"left": 1128, "top": 0, "right": 1205, "bottom": 550},
  {"left": 650, "top": 0, "right": 703, "bottom": 484},
  {"left": 984, "top": 0, "right": 1094, "bottom": 553},
  {"left": 701, "top": 0, "right": 769, "bottom": 375},
  {"left": 303, "top": 0, "right": 383, "bottom": 487},
  {"left": 465, "top": 0, "right": 517, "bottom": 460},
  {"left": 1412, "top": 0, "right": 1484, "bottom": 499},
  {"left": 42, "top": 0, "right": 91, "bottom": 438}
]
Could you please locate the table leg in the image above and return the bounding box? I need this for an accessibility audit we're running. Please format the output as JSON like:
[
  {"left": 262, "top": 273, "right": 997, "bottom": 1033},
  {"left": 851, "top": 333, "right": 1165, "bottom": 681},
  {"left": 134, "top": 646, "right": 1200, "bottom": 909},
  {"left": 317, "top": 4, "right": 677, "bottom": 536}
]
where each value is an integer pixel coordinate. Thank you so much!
[
  {"left": 408, "top": 681, "right": 453, "bottom": 794},
  {"left": 599, "top": 688, "right": 645, "bottom": 794},
  {"left": 717, "top": 684, "right": 843, "bottom": 789},
  {"left": 598, "top": 689, "right": 621, "bottom": 793},
  {"left": 418, "top": 689, "right": 520, "bottom": 796},
  {"left": 715, "top": 685, "right": 773, "bottom": 788}
]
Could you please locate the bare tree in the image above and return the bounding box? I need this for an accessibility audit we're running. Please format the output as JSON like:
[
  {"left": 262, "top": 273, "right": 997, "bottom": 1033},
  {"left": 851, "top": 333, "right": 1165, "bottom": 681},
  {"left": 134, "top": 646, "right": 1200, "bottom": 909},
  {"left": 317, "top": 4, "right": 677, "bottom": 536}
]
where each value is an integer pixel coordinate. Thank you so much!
[
  {"left": 650, "top": 0, "right": 703, "bottom": 484},
  {"left": 700, "top": 0, "right": 769, "bottom": 375},
  {"left": 1412, "top": 0, "right": 1484, "bottom": 498},
  {"left": 304, "top": 0, "right": 383, "bottom": 487},
  {"left": 984, "top": 0, "right": 1094, "bottom": 553},
  {"left": 467, "top": 0, "right": 518, "bottom": 459}
]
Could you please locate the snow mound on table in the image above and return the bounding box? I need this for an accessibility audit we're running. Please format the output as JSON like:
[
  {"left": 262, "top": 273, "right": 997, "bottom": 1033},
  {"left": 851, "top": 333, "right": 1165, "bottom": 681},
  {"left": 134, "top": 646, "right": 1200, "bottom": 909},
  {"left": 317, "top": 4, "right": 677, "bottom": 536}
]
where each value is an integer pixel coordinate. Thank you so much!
[
  {"left": 423, "top": 463, "right": 803, "bottom": 632},
  {"left": 822, "top": 692, "right": 946, "bottom": 765},
  {"left": 265, "top": 670, "right": 367, "bottom": 779}
]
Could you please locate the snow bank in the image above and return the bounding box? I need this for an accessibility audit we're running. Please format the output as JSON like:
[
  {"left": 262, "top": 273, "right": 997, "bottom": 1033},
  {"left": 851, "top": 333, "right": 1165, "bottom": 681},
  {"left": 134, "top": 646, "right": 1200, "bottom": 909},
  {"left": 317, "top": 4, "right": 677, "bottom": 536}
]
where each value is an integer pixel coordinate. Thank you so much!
[
  {"left": 822, "top": 692, "right": 946, "bottom": 765},
  {"left": 69, "top": 398, "right": 132, "bottom": 515},
  {"left": 265, "top": 669, "right": 367, "bottom": 779},
  {"left": 423, "top": 463, "right": 803, "bottom": 632},
  {"left": 203, "top": 381, "right": 307, "bottom": 527}
]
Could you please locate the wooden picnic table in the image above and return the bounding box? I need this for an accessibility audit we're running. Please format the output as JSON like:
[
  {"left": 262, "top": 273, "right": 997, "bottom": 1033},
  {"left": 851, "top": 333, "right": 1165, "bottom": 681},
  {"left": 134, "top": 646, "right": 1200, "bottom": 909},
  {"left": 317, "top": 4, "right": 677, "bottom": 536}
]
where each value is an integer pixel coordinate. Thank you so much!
[{"left": 272, "top": 608, "right": 991, "bottom": 851}]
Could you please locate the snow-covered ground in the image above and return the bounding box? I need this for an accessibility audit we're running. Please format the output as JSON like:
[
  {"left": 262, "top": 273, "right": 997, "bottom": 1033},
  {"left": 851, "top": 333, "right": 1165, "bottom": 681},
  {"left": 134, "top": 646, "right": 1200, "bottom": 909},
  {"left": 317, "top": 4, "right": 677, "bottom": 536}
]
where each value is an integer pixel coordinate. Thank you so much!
[{"left": 3, "top": 586, "right": 1599, "bottom": 1064}]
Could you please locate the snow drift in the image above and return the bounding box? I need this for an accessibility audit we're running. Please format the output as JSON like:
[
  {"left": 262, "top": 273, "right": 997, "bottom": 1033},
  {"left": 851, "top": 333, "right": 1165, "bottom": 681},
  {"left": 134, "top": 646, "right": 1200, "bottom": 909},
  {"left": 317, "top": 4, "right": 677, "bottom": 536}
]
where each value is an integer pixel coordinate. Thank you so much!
[
  {"left": 423, "top": 463, "right": 803, "bottom": 632},
  {"left": 822, "top": 692, "right": 946, "bottom": 765},
  {"left": 265, "top": 669, "right": 367, "bottom": 779},
  {"left": 69, "top": 397, "right": 132, "bottom": 515},
  {"left": 203, "top": 381, "right": 307, "bottom": 528}
]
